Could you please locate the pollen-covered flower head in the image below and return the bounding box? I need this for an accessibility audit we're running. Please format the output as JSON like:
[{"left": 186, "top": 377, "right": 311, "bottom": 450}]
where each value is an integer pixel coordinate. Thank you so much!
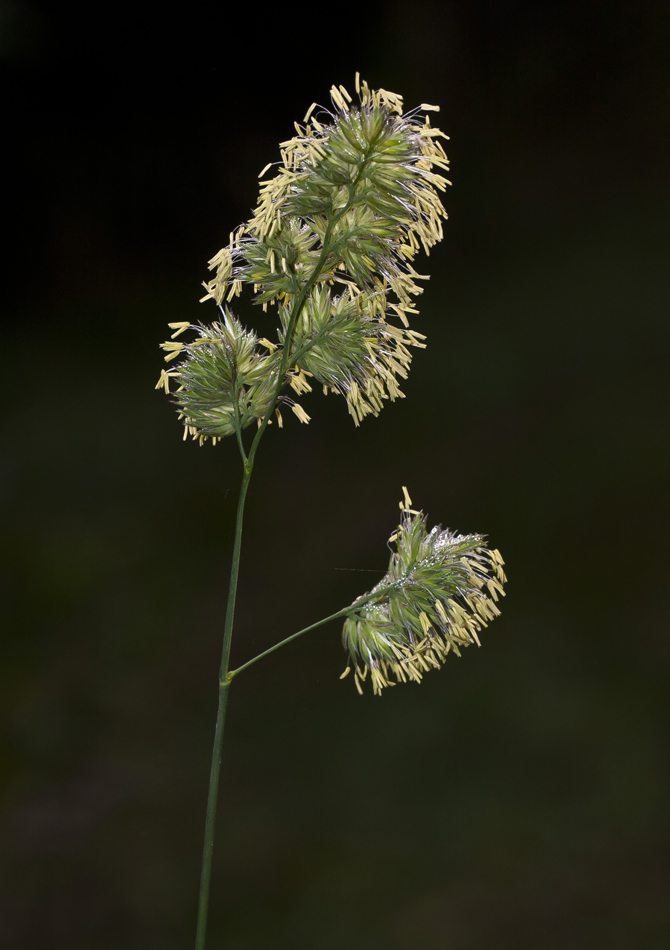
[
  {"left": 341, "top": 489, "right": 507, "bottom": 696},
  {"left": 278, "top": 286, "right": 428, "bottom": 424},
  {"left": 155, "top": 313, "right": 284, "bottom": 444},
  {"left": 159, "top": 77, "right": 450, "bottom": 443},
  {"left": 202, "top": 76, "right": 450, "bottom": 325}
]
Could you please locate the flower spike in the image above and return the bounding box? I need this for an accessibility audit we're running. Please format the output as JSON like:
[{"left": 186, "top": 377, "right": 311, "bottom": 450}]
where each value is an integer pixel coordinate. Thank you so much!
[
  {"left": 160, "top": 78, "right": 450, "bottom": 443},
  {"left": 341, "top": 492, "right": 507, "bottom": 695},
  {"left": 158, "top": 314, "right": 281, "bottom": 443}
]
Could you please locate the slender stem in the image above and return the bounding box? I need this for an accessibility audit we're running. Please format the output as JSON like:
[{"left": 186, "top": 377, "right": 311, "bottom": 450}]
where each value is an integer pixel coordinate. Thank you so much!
[
  {"left": 221, "top": 463, "right": 254, "bottom": 681},
  {"left": 193, "top": 176, "right": 366, "bottom": 950},
  {"left": 194, "top": 680, "right": 230, "bottom": 950},
  {"left": 228, "top": 587, "right": 387, "bottom": 681},
  {"left": 230, "top": 606, "right": 354, "bottom": 679},
  {"left": 194, "top": 459, "right": 251, "bottom": 950}
]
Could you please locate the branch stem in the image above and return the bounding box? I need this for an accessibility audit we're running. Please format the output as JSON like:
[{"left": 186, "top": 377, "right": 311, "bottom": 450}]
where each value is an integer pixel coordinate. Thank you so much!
[
  {"left": 193, "top": 185, "right": 361, "bottom": 950},
  {"left": 194, "top": 457, "right": 251, "bottom": 950},
  {"left": 194, "top": 679, "right": 230, "bottom": 950},
  {"left": 228, "top": 591, "right": 380, "bottom": 680}
]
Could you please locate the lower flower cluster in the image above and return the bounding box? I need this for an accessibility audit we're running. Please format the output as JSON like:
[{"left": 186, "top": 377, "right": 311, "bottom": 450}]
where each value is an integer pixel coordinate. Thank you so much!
[{"left": 341, "top": 490, "right": 507, "bottom": 695}]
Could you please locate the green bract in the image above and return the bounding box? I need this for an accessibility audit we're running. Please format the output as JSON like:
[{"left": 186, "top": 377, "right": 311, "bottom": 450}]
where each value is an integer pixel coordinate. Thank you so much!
[
  {"left": 341, "top": 490, "right": 507, "bottom": 695},
  {"left": 158, "top": 77, "right": 450, "bottom": 442}
]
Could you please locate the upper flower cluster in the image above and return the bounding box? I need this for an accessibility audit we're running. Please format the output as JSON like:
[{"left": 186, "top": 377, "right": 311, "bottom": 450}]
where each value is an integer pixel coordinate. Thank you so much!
[
  {"left": 158, "top": 77, "right": 450, "bottom": 443},
  {"left": 342, "top": 489, "right": 507, "bottom": 695}
]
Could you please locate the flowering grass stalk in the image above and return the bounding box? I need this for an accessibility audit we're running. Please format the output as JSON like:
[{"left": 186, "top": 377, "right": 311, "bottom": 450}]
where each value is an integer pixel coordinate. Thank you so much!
[{"left": 156, "top": 76, "right": 506, "bottom": 950}]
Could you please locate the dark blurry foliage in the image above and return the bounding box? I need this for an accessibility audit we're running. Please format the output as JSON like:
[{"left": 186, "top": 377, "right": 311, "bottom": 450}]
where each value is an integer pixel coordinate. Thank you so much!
[{"left": 1, "top": 1, "right": 669, "bottom": 948}]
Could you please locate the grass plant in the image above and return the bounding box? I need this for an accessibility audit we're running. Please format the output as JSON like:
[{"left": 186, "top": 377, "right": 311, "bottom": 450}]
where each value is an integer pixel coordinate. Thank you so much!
[{"left": 156, "top": 75, "right": 507, "bottom": 949}]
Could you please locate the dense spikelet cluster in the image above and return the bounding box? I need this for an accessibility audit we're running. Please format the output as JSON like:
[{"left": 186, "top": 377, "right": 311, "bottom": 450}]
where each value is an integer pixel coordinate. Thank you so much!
[
  {"left": 341, "top": 489, "right": 507, "bottom": 696},
  {"left": 155, "top": 314, "right": 290, "bottom": 442},
  {"left": 158, "top": 76, "right": 450, "bottom": 443},
  {"left": 278, "top": 287, "right": 429, "bottom": 423}
]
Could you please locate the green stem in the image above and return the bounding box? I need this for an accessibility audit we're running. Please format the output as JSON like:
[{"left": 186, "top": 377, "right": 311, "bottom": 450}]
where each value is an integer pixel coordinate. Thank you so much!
[
  {"left": 230, "top": 608, "right": 356, "bottom": 680},
  {"left": 194, "top": 587, "right": 373, "bottom": 950},
  {"left": 228, "top": 588, "right": 387, "bottom": 681},
  {"left": 194, "top": 680, "right": 230, "bottom": 950},
  {"left": 193, "top": 189, "right": 361, "bottom": 950},
  {"left": 194, "top": 458, "right": 251, "bottom": 950}
]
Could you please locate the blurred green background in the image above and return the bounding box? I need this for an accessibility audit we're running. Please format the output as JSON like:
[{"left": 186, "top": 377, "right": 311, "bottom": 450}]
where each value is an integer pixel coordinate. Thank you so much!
[{"left": 2, "top": 1, "right": 669, "bottom": 947}]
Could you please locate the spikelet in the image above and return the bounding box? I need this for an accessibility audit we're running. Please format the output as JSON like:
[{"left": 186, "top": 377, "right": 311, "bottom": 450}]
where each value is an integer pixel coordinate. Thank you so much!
[
  {"left": 341, "top": 490, "right": 506, "bottom": 695},
  {"left": 157, "top": 313, "right": 281, "bottom": 443}
]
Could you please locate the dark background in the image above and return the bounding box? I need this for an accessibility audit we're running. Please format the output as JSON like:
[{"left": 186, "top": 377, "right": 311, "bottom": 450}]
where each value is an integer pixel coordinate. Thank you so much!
[{"left": 2, "top": 1, "right": 669, "bottom": 947}]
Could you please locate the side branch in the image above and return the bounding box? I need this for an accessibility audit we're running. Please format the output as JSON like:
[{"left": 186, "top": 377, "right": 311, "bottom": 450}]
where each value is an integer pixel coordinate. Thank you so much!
[{"left": 226, "top": 587, "right": 388, "bottom": 681}]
